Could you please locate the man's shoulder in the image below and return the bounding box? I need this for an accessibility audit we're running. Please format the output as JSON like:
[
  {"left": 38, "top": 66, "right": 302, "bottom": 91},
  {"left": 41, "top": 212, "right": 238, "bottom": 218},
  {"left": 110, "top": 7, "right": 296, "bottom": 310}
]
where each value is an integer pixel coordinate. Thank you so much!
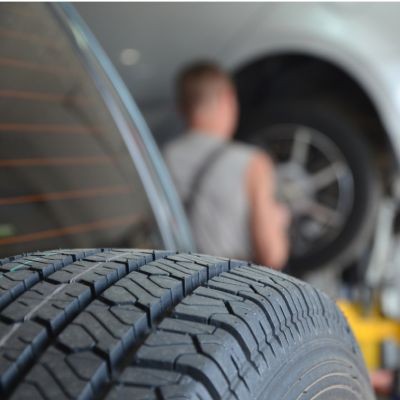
[
  {"left": 163, "top": 134, "right": 195, "bottom": 168},
  {"left": 229, "top": 140, "right": 262, "bottom": 159}
]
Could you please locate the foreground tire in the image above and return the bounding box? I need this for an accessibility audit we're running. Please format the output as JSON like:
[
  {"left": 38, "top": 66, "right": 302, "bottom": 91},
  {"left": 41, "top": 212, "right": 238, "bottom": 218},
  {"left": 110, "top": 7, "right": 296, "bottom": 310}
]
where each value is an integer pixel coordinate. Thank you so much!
[{"left": 0, "top": 249, "right": 373, "bottom": 399}]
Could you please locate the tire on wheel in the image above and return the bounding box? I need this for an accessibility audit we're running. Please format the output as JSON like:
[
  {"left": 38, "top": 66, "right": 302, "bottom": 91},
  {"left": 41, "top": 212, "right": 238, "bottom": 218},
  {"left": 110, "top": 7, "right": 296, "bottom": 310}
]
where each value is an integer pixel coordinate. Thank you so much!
[
  {"left": 0, "top": 249, "right": 373, "bottom": 399},
  {"left": 239, "top": 101, "right": 381, "bottom": 276}
]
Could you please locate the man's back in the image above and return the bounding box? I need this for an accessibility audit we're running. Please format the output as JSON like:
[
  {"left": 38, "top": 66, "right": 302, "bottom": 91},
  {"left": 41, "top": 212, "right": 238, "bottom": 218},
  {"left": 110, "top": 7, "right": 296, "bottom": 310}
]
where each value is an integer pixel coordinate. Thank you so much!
[
  {"left": 165, "top": 131, "right": 256, "bottom": 260},
  {"left": 168, "top": 61, "right": 289, "bottom": 268}
]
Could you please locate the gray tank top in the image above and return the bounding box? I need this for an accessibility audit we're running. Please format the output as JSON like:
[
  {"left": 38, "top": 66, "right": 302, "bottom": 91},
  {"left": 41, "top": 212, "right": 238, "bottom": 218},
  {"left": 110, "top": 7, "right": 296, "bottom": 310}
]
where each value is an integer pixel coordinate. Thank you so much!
[{"left": 164, "top": 131, "right": 257, "bottom": 260}]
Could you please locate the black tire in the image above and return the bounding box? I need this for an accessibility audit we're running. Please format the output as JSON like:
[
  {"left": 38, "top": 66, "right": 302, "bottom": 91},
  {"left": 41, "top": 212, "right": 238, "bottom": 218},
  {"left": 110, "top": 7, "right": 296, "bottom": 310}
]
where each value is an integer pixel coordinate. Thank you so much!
[
  {"left": 0, "top": 249, "right": 373, "bottom": 399},
  {"left": 239, "top": 101, "right": 381, "bottom": 275}
]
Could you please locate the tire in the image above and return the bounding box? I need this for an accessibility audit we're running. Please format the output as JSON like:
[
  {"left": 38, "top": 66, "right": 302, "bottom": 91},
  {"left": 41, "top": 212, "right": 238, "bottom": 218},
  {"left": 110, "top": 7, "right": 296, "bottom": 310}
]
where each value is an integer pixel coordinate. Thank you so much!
[
  {"left": 0, "top": 249, "right": 373, "bottom": 399},
  {"left": 239, "top": 101, "right": 381, "bottom": 275}
]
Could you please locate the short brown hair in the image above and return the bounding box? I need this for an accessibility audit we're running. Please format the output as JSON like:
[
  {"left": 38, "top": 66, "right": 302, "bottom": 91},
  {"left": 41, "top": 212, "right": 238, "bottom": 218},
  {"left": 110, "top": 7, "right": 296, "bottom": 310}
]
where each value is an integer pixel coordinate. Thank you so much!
[{"left": 176, "top": 61, "right": 232, "bottom": 117}]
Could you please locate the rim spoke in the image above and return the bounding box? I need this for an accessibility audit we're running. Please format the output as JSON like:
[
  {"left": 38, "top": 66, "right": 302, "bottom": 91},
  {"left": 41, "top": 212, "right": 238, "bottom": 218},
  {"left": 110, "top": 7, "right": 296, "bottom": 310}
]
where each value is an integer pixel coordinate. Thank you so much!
[
  {"left": 290, "top": 128, "right": 312, "bottom": 166},
  {"left": 302, "top": 200, "right": 343, "bottom": 227},
  {"left": 309, "top": 161, "right": 348, "bottom": 191}
]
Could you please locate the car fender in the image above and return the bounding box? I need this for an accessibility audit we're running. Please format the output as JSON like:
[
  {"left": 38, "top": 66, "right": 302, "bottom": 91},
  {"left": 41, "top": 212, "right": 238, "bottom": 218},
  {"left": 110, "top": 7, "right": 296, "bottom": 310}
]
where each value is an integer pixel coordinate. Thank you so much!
[{"left": 224, "top": 3, "right": 400, "bottom": 168}]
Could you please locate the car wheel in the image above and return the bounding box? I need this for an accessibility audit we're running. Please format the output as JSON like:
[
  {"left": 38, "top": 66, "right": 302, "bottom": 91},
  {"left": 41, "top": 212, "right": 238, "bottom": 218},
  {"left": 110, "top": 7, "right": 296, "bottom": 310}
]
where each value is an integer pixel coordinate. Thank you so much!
[
  {"left": 240, "top": 101, "right": 381, "bottom": 276},
  {"left": 0, "top": 249, "right": 373, "bottom": 399}
]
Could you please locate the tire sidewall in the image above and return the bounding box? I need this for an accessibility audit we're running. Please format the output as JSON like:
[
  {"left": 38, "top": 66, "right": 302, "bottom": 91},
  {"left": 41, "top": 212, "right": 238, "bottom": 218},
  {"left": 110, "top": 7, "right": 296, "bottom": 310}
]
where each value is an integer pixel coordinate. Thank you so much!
[{"left": 255, "top": 336, "right": 373, "bottom": 400}]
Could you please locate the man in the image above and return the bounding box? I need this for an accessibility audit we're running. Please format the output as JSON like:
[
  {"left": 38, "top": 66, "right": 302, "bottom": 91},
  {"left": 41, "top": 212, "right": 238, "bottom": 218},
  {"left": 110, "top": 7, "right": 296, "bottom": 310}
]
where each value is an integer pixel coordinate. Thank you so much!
[{"left": 164, "top": 62, "right": 290, "bottom": 269}]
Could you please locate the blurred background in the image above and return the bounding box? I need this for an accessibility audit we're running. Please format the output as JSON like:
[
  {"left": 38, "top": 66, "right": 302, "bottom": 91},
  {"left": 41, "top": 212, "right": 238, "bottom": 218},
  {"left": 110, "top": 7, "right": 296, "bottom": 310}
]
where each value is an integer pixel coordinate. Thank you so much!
[{"left": 76, "top": 2, "right": 400, "bottom": 290}]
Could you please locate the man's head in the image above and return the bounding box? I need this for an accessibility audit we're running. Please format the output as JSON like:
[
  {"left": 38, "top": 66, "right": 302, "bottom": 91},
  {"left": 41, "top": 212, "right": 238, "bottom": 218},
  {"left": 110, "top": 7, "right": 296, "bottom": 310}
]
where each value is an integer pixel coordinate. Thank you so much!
[{"left": 177, "top": 61, "right": 238, "bottom": 139}]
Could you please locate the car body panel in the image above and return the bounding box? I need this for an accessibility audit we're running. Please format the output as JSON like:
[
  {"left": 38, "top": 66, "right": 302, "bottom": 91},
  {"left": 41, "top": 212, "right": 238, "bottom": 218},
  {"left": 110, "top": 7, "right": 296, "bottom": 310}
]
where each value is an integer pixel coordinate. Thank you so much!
[
  {"left": 0, "top": 3, "right": 194, "bottom": 256},
  {"left": 226, "top": 3, "right": 400, "bottom": 167}
]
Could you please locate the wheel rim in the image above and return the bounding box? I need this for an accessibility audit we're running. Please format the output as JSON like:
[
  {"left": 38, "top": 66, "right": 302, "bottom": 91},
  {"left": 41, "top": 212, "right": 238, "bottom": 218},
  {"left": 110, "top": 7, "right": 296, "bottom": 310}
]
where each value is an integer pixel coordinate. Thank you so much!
[{"left": 257, "top": 124, "right": 355, "bottom": 258}]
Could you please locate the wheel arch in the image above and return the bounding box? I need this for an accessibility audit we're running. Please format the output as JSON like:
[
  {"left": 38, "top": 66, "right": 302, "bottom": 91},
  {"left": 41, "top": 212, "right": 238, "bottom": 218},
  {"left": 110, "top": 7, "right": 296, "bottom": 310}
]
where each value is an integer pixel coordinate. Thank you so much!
[{"left": 233, "top": 50, "right": 399, "bottom": 179}]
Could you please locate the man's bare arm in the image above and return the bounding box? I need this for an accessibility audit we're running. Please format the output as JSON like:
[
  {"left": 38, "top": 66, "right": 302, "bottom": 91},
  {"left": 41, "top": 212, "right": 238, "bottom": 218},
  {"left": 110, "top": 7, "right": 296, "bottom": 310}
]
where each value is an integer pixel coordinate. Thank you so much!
[{"left": 247, "top": 152, "right": 290, "bottom": 269}]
